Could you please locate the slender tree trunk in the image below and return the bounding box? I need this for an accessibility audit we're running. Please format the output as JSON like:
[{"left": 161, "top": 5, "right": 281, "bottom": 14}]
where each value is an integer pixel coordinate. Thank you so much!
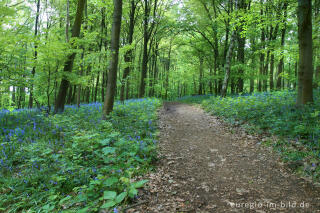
[
  {"left": 198, "top": 55, "right": 204, "bottom": 95},
  {"left": 237, "top": 0, "right": 246, "bottom": 93},
  {"left": 237, "top": 33, "right": 245, "bottom": 93},
  {"left": 276, "top": 33, "right": 286, "bottom": 90},
  {"left": 250, "top": 38, "right": 256, "bottom": 93},
  {"left": 29, "top": 0, "right": 41, "bottom": 109},
  {"left": 66, "top": 0, "right": 70, "bottom": 42},
  {"left": 120, "top": 0, "right": 136, "bottom": 102},
  {"left": 276, "top": 3, "right": 287, "bottom": 90},
  {"left": 54, "top": 0, "right": 85, "bottom": 113},
  {"left": 315, "top": 66, "right": 320, "bottom": 88},
  {"left": 94, "top": 72, "right": 100, "bottom": 102},
  {"left": 258, "top": 3, "right": 265, "bottom": 92},
  {"left": 209, "top": 66, "right": 213, "bottom": 94},
  {"left": 67, "top": 85, "right": 73, "bottom": 104},
  {"left": 269, "top": 25, "right": 279, "bottom": 91},
  {"left": 12, "top": 86, "right": 15, "bottom": 104},
  {"left": 221, "top": 31, "right": 237, "bottom": 97},
  {"left": 297, "top": 0, "right": 313, "bottom": 105},
  {"left": 139, "top": 0, "right": 150, "bottom": 98},
  {"left": 102, "top": 0, "right": 123, "bottom": 118},
  {"left": 264, "top": 50, "right": 270, "bottom": 91}
]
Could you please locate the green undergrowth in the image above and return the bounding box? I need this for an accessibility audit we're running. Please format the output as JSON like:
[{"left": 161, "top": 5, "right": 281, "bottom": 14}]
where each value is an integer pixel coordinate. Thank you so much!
[
  {"left": 200, "top": 90, "right": 320, "bottom": 182},
  {"left": 0, "top": 98, "right": 161, "bottom": 212},
  {"left": 175, "top": 94, "right": 213, "bottom": 104}
]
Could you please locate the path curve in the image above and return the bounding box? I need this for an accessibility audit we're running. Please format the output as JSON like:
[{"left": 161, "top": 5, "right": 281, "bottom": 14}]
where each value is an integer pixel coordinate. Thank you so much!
[{"left": 129, "top": 103, "right": 320, "bottom": 213}]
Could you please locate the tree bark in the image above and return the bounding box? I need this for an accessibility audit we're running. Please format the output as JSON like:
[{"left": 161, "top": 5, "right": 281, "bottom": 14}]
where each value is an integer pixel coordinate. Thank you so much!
[
  {"left": 66, "top": 0, "right": 70, "bottom": 42},
  {"left": 276, "top": 3, "right": 287, "bottom": 90},
  {"left": 120, "top": 0, "right": 136, "bottom": 102},
  {"left": 221, "top": 31, "right": 237, "bottom": 97},
  {"left": 139, "top": 0, "right": 150, "bottom": 98},
  {"left": 102, "top": 0, "right": 123, "bottom": 118},
  {"left": 237, "top": 0, "right": 246, "bottom": 93},
  {"left": 258, "top": 2, "right": 265, "bottom": 92},
  {"left": 54, "top": 0, "right": 85, "bottom": 113},
  {"left": 198, "top": 55, "right": 204, "bottom": 95},
  {"left": 297, "top": 0, "right": 313, "bottom": 105},
  {"left": 28, "top": 0, "right": 40, "bottom": 109}
]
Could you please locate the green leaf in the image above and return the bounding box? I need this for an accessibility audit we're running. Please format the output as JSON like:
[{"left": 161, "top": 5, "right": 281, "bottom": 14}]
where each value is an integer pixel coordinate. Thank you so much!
[
  {"left": 99, "top": 138, "right": 111, "bottom": 146},
  {"left": 104, "top": 177, "right": 118, "bottom": 187},
  {"left": 59, "top": 196, "right": 72, "bottom": 205},
  {"left": 115, "top": 192, "right": 127, "bottom": 204},
  {"left": 103, "top": 191, "right": 117, "bottom": 200},
  {"left": 133, "top": 180, "right": 148, "bottom": 189},
  {"left": 102, "top": 147, "right": 116, "bottom": 155},
  {"left": 78, "top": 207, "right": 90, "bottom": 213},
  {"left": 101, "top": 200, "right": 116, "bottom": 209},
  {"left": 128, "top": 187, "right": 138, "bottom": 198}
]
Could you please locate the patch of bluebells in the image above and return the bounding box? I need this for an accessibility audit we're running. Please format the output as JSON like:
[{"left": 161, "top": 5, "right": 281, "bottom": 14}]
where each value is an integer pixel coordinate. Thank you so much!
[{"left": 0, "top": 98, "right": 161, "bottom": 211}]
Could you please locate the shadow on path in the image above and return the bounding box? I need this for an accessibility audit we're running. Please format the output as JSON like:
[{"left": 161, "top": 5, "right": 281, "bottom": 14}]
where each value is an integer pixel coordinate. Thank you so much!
[{"left": 128, "top": 103, "right": 320, "bottom": 213}]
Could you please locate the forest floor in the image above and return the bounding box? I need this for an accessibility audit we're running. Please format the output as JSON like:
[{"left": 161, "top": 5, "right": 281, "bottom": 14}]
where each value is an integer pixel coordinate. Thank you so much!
[{"left": 125, "top": 103, "right": 320, "bottom": 213}]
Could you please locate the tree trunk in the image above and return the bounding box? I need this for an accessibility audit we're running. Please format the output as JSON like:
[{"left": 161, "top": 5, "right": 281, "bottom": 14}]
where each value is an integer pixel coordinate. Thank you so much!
[
  {"left": 269, "top": 25, "right": 279, "bottom": 91},
  {"left": 54, "top": 0, "right": 85, "bottom": 113},
  {"left": 67, "top": 85, "right": 73, "bottom": 104},
  {"left": 120, "top": 0, "right": 136, "bottom": 102},
  {"left": 139, "top": 0, "right": 150, "bottom": 98},
  {"left": 102, "top": 0, "right": 122, "bottom": 118},
  {"left": 28, "top": 0, "right": 41, "bottom": 109},
  {"left": 66, "top": 0, "right": 70, "bottom": 42},
  {"left": 250, "top": 38, "right": 256, "bottom": 93},
  {"left": 237, "top": 32, "right": 245, "bottom": 93},
  {"left": 221, "top": 31, "right": 237, "bottom": 97},
  {"left": 198, "top": 56, "right": 204, "bottom": 95},
  {"left": 297, "top": 0, "right": 313, "bottom": 105},
  {"left": 264, "top": 50, "right": 270, "bottom": 91},
  {"left": 237, "top": 0, "right": 246, "bottom": 93},
  {"left": 315, "top": 66, "right": 320, "bottom": 88},
  {"left": 276, "top": 3, "right": 287, "bottom": 90},
  {"left": 94, "top": 72, "right": 100, "bottom": 102},
  {"left": 258, "top": 3, "right": 265, "bottom": 92}
]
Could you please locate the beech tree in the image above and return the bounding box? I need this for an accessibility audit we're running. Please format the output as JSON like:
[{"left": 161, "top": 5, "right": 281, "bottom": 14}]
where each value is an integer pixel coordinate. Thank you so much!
[
  {"left": 102, "top": 0, "right": 123, "bottom": 118},
  {"left": 0, "top": 0, "right": 319, "bottom": 109},
  {"left": 297, "top": 0, "right": 313, "bottom": 105},
  {"left": 54, "top": 0, "right": 86, "bottom": 113}
]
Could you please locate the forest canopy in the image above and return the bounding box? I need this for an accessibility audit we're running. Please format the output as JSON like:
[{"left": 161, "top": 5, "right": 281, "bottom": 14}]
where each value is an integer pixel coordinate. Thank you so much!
[{"left": 0, "top": 0, "right": 319, "bottom": 112}]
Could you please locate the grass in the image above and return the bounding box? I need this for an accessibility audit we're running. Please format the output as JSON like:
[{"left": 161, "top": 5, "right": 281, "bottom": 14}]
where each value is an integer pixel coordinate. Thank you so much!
[{"left": 0, "top": 98, "right": 161, "bottom": 212}]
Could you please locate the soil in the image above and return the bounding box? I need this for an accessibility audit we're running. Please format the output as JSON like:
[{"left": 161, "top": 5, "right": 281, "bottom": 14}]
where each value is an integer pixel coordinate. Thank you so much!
[{"left": 126, "top": 103, "right": 320, "bottom": 213}]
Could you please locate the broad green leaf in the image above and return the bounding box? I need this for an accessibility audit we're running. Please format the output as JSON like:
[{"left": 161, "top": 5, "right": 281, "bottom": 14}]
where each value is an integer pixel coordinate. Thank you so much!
[
  {"left": 59, "top": 196, "right": 72, "bottom": 205},
  {"left": 101, "top": 200, "right": 116, "bottom": 209},
  {"left": 99, "top": 138, "right": 111, "bottom": 146},
  {"left": 78, "top": 207, "right": 90, "bottom": 213},
  {"left": 103, "top": 191, "right": 117, "bottom": 200},
  {"left": 102, "top": 147, "right": 116, "bottom": 155},
  {"left": 133, "top": 180, "right": 148, "bottom": 189},
  {"left": 115, "top": 192, "right": 127, "bottom": 204},
  {"left": 128, "top": 187, "right": 138, "bottom": 198},
  {"left": 104, "top": 177, "right": 118, "bottom": 187}
]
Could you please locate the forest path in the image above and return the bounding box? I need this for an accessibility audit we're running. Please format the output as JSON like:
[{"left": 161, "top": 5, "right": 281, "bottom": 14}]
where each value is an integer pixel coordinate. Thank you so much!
[{"left": 128, "top": 103, "right": 320, "bottom": 213}]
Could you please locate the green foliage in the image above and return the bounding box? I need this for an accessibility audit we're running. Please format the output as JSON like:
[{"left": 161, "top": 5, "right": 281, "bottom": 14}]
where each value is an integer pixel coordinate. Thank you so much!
[
  {"left": 175, "top": 94, "right": 213, "bottom": 104},
  {"left": 0, "top": 98, "right": 161, "bottom": 212},
  {"left": 200, "top": 90, "right": 320, "bottom": 181}
]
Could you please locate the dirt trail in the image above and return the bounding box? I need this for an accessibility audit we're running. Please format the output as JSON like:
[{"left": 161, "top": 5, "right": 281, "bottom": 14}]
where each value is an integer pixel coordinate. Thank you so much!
[{"left": 128, "top": 103, "right": 320, "bottom": 213}]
